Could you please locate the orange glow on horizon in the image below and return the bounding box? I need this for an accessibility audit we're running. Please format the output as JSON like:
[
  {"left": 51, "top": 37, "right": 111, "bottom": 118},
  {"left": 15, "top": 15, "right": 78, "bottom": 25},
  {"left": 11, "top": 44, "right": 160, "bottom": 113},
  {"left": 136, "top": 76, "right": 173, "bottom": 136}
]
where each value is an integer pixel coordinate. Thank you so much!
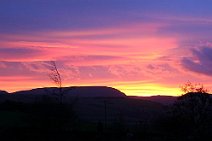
[
  {"left": 0, "top": 78, "right": 182, "bottom": 96},
  {"left": 115, "top": 84, "right": 182, "bottom": 96}
]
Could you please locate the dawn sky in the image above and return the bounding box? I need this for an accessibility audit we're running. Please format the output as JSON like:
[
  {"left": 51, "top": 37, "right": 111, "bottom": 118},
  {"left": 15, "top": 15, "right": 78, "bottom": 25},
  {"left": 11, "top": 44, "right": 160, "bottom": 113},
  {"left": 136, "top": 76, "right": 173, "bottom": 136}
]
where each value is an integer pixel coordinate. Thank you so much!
[{"left": 0, "top": 0, "right": 212, "bottom": 96}]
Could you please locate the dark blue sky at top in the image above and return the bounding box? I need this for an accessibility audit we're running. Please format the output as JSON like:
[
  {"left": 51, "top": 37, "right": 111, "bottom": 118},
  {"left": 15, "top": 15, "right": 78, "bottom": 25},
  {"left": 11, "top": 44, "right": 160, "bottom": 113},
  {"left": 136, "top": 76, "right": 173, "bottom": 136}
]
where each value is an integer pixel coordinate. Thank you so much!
[{"left": 1, "top": 0, "right": 212, "bottom": 33}]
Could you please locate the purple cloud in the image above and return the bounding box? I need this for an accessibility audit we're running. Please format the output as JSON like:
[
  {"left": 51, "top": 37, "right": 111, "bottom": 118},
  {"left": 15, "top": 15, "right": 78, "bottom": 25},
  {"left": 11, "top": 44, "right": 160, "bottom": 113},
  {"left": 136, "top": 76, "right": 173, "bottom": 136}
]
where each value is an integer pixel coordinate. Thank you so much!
[
  {"left": 182, "top": 47, "right": 212, "bottom": 76},
  {"left": 0, "top": 47, "right": 43, "bottom": 61}
]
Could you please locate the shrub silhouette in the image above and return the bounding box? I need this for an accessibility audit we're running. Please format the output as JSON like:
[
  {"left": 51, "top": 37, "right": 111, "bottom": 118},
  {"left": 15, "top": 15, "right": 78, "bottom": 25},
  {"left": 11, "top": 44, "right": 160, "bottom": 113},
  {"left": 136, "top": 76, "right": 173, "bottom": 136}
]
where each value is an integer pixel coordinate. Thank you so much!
[
  {"left": 169, "top": 91, "right": 212, "bottom": 140},
  {"left": 155, "top": 82, "right": 212, "bottom": 140},
  {"left": 180, "top": 81, "right": 208, "bottom": 94}
]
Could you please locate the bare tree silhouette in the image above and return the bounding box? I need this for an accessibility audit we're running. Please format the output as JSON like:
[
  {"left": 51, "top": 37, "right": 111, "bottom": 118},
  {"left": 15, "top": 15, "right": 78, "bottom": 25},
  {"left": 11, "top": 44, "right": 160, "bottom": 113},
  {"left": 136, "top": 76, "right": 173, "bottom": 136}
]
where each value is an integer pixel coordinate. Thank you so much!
[{"left": 48, "top": 61, "right": 63, "bottom": 104}]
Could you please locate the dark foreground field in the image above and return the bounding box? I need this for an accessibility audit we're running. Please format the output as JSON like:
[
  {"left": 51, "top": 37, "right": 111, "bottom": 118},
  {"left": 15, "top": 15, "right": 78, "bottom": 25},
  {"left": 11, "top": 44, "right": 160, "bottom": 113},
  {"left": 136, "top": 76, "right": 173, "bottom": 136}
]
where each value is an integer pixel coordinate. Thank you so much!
[
  {"left": 0, "top": 87, "right": 212, "bottom": 141},
  {"left": 0, "top": 97, "right": 211, "bottom": 141},
  {"left": 0, "top": 97, "right": 163, "bottom": 141}
]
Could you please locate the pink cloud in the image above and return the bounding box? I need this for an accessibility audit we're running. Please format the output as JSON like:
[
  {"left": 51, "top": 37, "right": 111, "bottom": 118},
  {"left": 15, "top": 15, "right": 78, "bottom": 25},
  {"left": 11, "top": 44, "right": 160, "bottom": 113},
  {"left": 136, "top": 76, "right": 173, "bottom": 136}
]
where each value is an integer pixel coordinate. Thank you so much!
[{"left": 0, "top": 21, "right": 211, "bottom": 95}]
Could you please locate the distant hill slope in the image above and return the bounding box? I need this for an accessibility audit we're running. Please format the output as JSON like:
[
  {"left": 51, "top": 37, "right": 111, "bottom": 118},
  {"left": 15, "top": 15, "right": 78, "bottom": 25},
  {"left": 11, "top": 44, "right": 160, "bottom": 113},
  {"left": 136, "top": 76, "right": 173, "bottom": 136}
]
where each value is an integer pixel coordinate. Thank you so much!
[
  {"left": 0, "top": 90, "right": 8, "bottom": 95},
  {"left": 63, "top": 86, "right": 126, "bottom": 97},
  {"left": 130, "top": 96, "right": 177, "bottom": 105},
  {"left": 0, "top": 86, "right": 126, "bottom": 103},
  {"left": 0, "top": 90, "right": 8, "bottom": 102},
  {"left": 12, "top": 86, "right": 126, "bottom": 98},
  {"left": 0, "top": 87, "right": 179, "bottom": 106}
]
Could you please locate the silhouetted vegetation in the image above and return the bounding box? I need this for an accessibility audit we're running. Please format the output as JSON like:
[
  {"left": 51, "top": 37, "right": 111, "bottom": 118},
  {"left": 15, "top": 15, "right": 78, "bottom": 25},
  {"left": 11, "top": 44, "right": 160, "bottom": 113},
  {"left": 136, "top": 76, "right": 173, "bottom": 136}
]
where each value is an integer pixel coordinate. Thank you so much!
[
  {"left": 180, "top": 81, "right": 208, "bottom": 93},
  {"left": 48, "top": 61, "right": 64, "bottom": 104},
  {"left": 155, "top": 82, "right": 212, "bottom": 141}
]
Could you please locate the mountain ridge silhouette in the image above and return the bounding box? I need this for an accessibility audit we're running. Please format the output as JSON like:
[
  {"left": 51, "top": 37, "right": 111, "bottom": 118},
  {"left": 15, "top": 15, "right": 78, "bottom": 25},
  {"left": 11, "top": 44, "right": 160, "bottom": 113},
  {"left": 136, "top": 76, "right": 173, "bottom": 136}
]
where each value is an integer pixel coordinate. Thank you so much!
[{"left": 11, "top": 86, "right": 126, "bottom": 97}]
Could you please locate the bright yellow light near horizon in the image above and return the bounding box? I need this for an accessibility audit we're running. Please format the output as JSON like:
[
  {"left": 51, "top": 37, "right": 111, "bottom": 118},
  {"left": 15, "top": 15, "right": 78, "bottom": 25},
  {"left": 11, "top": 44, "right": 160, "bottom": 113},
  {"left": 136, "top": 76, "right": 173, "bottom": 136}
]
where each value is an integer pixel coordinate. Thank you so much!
[
  {"left": 114, "top": 83, "right": 182, "bottom": 96},
  {"left": 2, "top": 78, "right": 183, "bottom": 96}
]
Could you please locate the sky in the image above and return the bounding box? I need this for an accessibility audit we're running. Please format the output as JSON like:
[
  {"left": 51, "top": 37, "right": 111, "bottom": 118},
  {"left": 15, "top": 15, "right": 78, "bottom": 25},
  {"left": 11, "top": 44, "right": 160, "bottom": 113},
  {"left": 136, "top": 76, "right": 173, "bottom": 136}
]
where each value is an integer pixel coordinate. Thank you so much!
[{"left": 0, "top": 0, "right": 212, "bottom": 96}]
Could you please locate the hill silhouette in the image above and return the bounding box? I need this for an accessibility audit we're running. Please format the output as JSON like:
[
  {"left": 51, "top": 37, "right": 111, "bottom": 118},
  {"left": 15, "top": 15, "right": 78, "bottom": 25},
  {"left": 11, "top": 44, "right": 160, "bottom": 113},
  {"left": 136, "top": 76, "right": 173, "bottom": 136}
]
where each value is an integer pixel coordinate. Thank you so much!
[
  {"left": 0, "top": 86, "right": 126, "bottom": 103},
  {"left": 12, "top": 86, "right": 126, "bottom": 97},
  {"left": 130, "top": 95, "right": 177, "bottom": 105},
  {"left": 0, "top": 87, "right": 180, "bottom": 105},
  {"left": 0, "top": 86, "right": 165, "bottom": 124},
  {"left": 0, "top": 90, "right": 8, "bottom": 95}
]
